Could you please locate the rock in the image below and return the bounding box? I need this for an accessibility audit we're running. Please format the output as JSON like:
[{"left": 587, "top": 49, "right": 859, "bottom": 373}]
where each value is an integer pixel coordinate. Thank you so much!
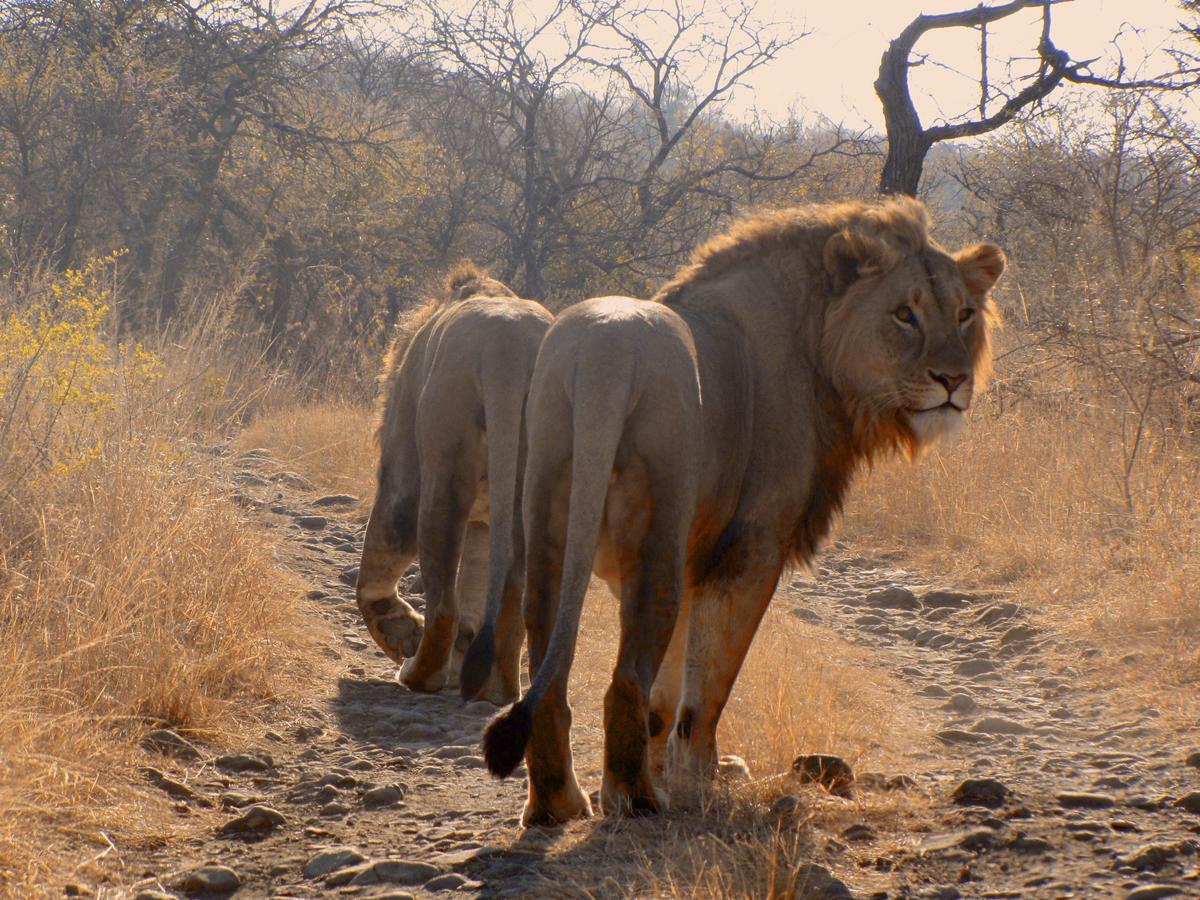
[
  {"left": 919, "top": 685, "right": 952, "bottom": 699},
  {"left": 396, "top": 723, "right": 446, "bottom": 744},
  {"left": 920, "top": 827, "right": 997, "bottom": 853},
  {"left": 942, "top": 693, "right": 977, "bottom": 714},
  {"left": 363, "top": 785, "right": 405, "bottom": 808},
  {"left": 1185, "top": 750, "right": 1200, "bottom": 769},
  {"left": 340, "top": 566, "right": 360, "bottom": 586},
  {"left": 141, "top": 767, "right": 200, "bottom": 802},
  {"left": 971, "top": 716, "right": 1031, "bottom": 735},
  {"left": 271, "top": 470, "right": 312, "bottom": 489},
  {"left": 1056, "top": 791, "right": 1115, "bottom": 809},
  {"left": 718, "top": 754, "right": 752, "bottom": 782},
  {"left": 321, "top": 800, "right": 352, "bottom": 817},
  {"left": 841, "top": 823, "right": 876, "bottom": 842},
  {"left": 1000, "top": 624, "right": 1038, "bottom": 647},
  {"left": 975, "top": 602, "right": 1019, "bottom": 626},
  {"left": 304, "top": 846, "right": 369, "bottom": 879},
  {"left": 1126, "top": 887, "right": 1182, "bottom": 900},
  {"left": 1008, "top": 834, "right": 1054, "bottom": 853},
  {"left": 952, "top": 778, "right": 1010, "bottom": 808},
  {"left": 314, "top": 494, "right": 359, "bottom": 506},
  {"left": 954, "top": 659, "right": 998, "bottom": 677},
  {"left": 936, "top": 729, "right": 992, "bottom": 746},
  {"left": 791, "top": 754, "right": 854, "bottom": 798},
  {"left": 923, "top": 590, "right": 973, "bottom": 608},
  {"left": 425, "top": 873, "right": 469, "bottom": 891},
  {"left": 175, "top": 865, "right": 240, "bottom": 894},
  {"left": 296, "top": 515, "right": 327, "bottom": 530},
  {"left": 864, "top": 586, "right": 919, "bottom": 610},
  {"left": 233, "top": 471, "right": 270, "bottom": 486},
  {"left": 344, "top": 860, "right": 442, "bottom": 886},
  {"left": 141, "top": 728, "right": 202, "bottom": 760},
  {"left": 215, "top": 752, "right": 271, "bottom": 773},
  {"left": 791, "top": 607, "right": 822, "bottom": 625},
  {"left": 218, "top": 791, "right": 261, "bottom": 809},
  {"left": 783, "top": 862, "right": 853, "bottom": 899},
  {"left": 1173, "top": 792, "right": 1200, "bottom": 814},
  {"left": 771, "top": 794, "right": 801, "bottom": 817},
  {"left": 408, "top": 573, "right": 425, "bottom": 594},
  {"left": 219, "top": 804, "right": 287, "bottom": 834},
  {"left": 134, "top": 892, "right": 176, "bottom": 900}
]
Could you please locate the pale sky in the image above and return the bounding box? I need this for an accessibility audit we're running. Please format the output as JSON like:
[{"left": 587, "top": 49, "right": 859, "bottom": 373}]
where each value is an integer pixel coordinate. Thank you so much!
[{"left": 729, "top": 0, "right": 1194, "bottom": 127}]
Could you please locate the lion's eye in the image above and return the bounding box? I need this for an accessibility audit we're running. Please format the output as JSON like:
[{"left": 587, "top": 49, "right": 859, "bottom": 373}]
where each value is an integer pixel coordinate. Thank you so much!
[
  {"left": 959, "top": 307, "right": 975, "bottom": 325},
  {"left": 893, "top": 305, "right": 917, "bottom": 326}
]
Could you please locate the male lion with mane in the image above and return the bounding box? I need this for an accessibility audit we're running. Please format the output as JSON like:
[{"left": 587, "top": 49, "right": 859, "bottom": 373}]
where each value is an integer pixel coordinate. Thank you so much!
[
  {"left": 482, "top": 196, "right": 1005, "bottom": 825},
  {"left": 356, "top": 262, "right": 552, "bottom": 704}
]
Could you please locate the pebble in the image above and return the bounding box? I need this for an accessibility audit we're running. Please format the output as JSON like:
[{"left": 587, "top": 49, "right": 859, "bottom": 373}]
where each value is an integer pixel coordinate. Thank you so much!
[
  {"left": 219, "top": 804, "right": 287, "bottom": 834},
  {"left": 936, "top": 729, "right": 991, "bottom": 746},
  {"left": 791, "top": 754, "right": 854, "bottom": 797},
  {"left": 1185, "top": 751, "right": 1200, "bottom": 769},
  {"left": 1056, "top": 791, "right": 1116, "bottom": 809},
  {"left": 942, "top": 693, "right": 977, "bottom": 714},
  {"left": 175, "top": 865, "right": 240, "bottom": 894},
  {"left": 340, "top": 566, "right": 360, "bottom": 586},
  {"left": 841, "top": 823, "right": 876, "bottom": 842},
  {"left": 922, "top": 590, "right": 973, "bottom": 608},
  {"left": 303, "top": 846, "right": 369, "bottom": 879},
  {"left": 864, "top": 586, "right": 920, "bottom": 610},
  {"left": 142, "top": 767, "right": 200, "bottom": 801},
  {"left": 782, "top": 862, "right": 852, "bottom": 899},
  {"left": 215, "top": 752, "right": 272, "bottom": 773},
  {"left": 363, "top": 785, "right": 406, "bottom": 808},
  {"left": 971, "top": 716, "right": 1031, "bottom": 735},
  {"left": 343, "top": 859, "right": 442, "bottom": 886},
  {"left": 975, "top": 602, "right": 1019, "bottom": 626},
  {"left": 919, "top": 827, "right": 996, "bottom": 853},
  {"left": 1173, "top": 792, "right": 1200, "bottom": 814},
  {"left": 425, "top": 872, "right": 470, "bottom": 891},
  {"left": 952, "top": 778, "right": 1010, "bottom": 807},
  {"left": 954, "top": 659, "right": 998, "bottom": 677},
  {"left": 314, "top": 494, "right": 359, "bottom": 506},
  {"left": 296, "top": 515, "right": 328, "bottom": 530}
]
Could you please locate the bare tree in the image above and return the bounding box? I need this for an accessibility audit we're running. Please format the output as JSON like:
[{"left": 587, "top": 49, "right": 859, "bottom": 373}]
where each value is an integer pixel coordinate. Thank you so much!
[{"left": 875, "top": 0, "right": 1200, "bottom": 196}]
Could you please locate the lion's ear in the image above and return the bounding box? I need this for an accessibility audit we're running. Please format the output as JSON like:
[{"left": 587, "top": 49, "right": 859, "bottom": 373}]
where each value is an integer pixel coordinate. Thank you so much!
[
  {"left": 823, "top": 229, "right": 896, "bottom": 295},
  {"left": 956, "top": 242, "right": 1006, "bottom": 297}
]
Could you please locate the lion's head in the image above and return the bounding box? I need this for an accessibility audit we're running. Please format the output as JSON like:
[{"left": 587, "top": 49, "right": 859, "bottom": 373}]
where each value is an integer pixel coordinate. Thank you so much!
[{"left": 818, "top": 197, "right": 1005, "bottom": 452}]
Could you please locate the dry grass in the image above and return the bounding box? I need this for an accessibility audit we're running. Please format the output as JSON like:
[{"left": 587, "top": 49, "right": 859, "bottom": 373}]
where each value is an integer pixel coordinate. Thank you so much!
[
  {"left": 0, "top": 270, "right": 313, "bottom": 891},
  {"left": 236, "top": 401, "right": 376, "bottom": 503},
  {"left": 840, "top": 358, "right": 1200, "bottom": 704}
]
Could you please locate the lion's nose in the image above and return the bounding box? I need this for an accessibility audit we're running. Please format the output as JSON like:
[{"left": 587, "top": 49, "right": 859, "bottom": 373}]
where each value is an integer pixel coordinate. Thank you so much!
[{"left": 929, "top": 370, "right": 967, "bottom": 394}]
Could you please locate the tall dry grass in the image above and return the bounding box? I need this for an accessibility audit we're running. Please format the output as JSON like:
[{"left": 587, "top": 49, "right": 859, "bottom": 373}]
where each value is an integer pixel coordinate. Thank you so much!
[
  {"left": 841, "top": 342, "right": 1200, "bottom": 697},
  {"left": 0, "top": 260, "right": 310, "bottom": 890}
]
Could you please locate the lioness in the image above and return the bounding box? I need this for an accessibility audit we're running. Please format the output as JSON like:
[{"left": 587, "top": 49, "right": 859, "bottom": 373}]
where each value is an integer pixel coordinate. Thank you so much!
[
  {"left": 483, "top": 196, "right": 1005, "bottom": 824},
  {"left": 356, "top": 263, "right": 552, "bottom": 704}
]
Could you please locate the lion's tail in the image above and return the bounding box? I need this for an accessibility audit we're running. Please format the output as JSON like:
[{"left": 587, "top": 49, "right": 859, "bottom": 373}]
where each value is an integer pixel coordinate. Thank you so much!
[
  {"left": 460, "top": 348, "right": 532, "bottom": 703},
  {"left": 482, "top": 356, "right": 632, "bottom": 778}
]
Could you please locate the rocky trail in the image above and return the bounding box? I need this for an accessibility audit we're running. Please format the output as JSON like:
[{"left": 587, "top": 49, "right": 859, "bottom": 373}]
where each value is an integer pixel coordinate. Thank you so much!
[{"left": 109, "top": 449, "right": 1200, "bottom": 899}]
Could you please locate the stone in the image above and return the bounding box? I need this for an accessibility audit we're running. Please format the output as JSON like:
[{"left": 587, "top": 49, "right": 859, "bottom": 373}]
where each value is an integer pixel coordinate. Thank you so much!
[
  {"left": 971, "top": 716, "right": 1031, "bottom": 735},
  {"left": 271, "top": 470, "right": 312, "bottom": 489},
  {"left": 952, "top": 778, "right": 1010, "bottom": 808},
  {"left": 1185, "top": 751, "right": 1200, "bottom": 769},
  {"left": 1126, "top": 887, "right": 1182, "bottom": 900},
  {"left": 783, "top": 862, "right": 853, "bottom": 899},
  {"left": 922, "top": 590, "right": 973, "bottom": 608},
  {"left": 864, "top": 586, "right": 920, "bottom": 610},
  {"left": 215, "top": 752, "right": 271, "bottom": 773},
  {"left": 425, "top": 873, "right": 469, "bottom": 891},
  {"left": 936, "top": 729, "right": 992, "bottom": 746},
  {"left": 954, "top": 659, "right": 998, "bottom": 677},
  {"left": 919, "top": 827, "right": 997, "bottom": 853},
  {"left": 1000, "top": 624, "right": 1039, "bottom": 647},
  {"left": 344, "top": 859, "right": 442, "bottom": 886},
  {"left": 340, "top": 566, "right": 360, "bottom": 586},
  {"left": 942, "top": 693, "right": 977, "bottom": 714},
  {"left": 841, "top": 823, "right": 876, "bottom": 842},
  {"left": 791, "top": 754, "right": 854, "bottom": 797},
  {"left": 1117, "top": 841, "right": 1196, "bottom": 871},
  {"left": 141, "top": 767, "right": 199, "bottom": 801},
  {"left": 1056, "top": 791, "right": 1116, "bottom": 809},
  {"left": 296, "top": 515, "right": 327, "bottom": 530},
  {"left": 718, "top": 754, "right": 752, "bottom": 782},
  {"left": 304, "top": 846, "right": 369, "bottom": 879},
  {"left": 975, "top": 602, "right": 1019, "bottom": 626},
  {"left": 363, "top": 785, "right": 405, "bottom": 808},
  {"left": 219, "top": 804, "right": 287, "bottom": 834},
  {"left": 772, "top": 794, "right": 801, "bottom": 817},
  {"left": 134, "top": 892, "right": 175, "bottom": 900},
  {"left": 1173, "top": 792, "right": 1200, "bottom": 814},
  {"left": 141, "top": 728, "right": 202, "bottom": 760},
  {"left": 314, "top": 494, "right": 359, "bottom": 506},
  {"left": 175, "top": 865, "right": 240, "bottom": 894}
]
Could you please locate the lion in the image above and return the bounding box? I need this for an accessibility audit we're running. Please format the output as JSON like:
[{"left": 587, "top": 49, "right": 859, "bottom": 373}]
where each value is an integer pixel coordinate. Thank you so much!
[
  {"left": 355, "top": 262, "right": 552, "bottom": 704},
  {"left": 481, "top": 196, "right": 1006, "bottom": 825}
]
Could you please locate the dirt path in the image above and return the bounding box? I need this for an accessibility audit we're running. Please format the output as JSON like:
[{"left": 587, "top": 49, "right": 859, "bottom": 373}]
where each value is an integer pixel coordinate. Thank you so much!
[{"left": 116, "top": 452, "right": 1200, "bottom": 899}]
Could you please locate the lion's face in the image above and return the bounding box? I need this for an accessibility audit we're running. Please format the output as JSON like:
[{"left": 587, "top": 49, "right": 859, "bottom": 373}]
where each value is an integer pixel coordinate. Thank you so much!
[{"left": 822, "top": 235, "right": 1005, "bottom": 447}]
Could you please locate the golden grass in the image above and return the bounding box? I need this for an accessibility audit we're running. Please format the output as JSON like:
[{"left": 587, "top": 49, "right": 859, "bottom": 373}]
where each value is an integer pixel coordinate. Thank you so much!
[
  {"left": 236, "top": 401, "right": 376, "bottom": 503},
  {"left": 840, "top": 363, "right": 1200, "bottom": 703},
  {"left": 0, "top": 275, "right": 314, "bottom": 891}
]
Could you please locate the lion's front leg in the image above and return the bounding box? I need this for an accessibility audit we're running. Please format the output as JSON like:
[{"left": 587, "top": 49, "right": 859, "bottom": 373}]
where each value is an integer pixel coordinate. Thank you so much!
[{"left": 666, "top": 559, "right": 782, "bottom": 808}]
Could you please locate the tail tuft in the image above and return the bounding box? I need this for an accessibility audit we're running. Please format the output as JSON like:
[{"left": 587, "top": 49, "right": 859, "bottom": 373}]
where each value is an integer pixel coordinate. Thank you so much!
[
  {"left": 459, "top": 623, "right": 496, "bottom": 703},
  {"left": 482, "top": 701, "right": 533, "bottom": 778}
]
